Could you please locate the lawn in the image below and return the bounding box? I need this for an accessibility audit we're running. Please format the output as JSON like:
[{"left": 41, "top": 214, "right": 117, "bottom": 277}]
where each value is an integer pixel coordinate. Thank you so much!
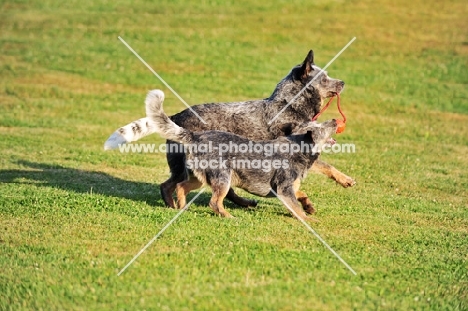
[{"left": 0, "top": 0, "right": 467, "bottom": 310}]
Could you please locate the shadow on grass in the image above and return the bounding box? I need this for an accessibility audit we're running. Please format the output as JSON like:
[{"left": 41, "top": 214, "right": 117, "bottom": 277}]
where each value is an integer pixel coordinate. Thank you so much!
[{"left": 0, "top": 160, "right": 216, "bottom": 207}]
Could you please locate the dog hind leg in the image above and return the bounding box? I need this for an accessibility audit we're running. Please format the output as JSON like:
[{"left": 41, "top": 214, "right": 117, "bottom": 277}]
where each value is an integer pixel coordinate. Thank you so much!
[
  {"left": 226, "top": 188, "right": 258, "bottom": 208},
  {"left": 161, "top": 147, "right": 187, "bottom": 208},
  {"left": 176, "top": 176, "right": 203, "bottom": 209}
]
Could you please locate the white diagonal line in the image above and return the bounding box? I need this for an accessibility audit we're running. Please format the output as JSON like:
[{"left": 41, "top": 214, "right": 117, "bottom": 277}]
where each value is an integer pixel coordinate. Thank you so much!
[
  {"left": 117, "top": 187, "right": 206, "bottom": 276},
  {"left": 269, "top": 188, "right": 357, "bottom": 275},
  {"left": 118, "top": 36, "right": 207, "bottom": 124},
  {"left": 268, "top": 37, "right": 356, "bottom": 125}
]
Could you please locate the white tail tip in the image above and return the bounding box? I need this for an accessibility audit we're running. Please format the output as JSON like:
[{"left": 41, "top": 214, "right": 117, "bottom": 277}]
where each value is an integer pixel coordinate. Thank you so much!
[
  {"left": 146, "top": 89, "right": 165, "bottom": 103},
  {"left": 103, "top": 131, "right": 128, "bottom": 150}
]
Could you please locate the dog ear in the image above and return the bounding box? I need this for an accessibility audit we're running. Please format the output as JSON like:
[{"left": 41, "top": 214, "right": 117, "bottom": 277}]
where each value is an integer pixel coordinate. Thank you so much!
[
  {"left": 308, "top": 128, "right": 325, "bottom": 145},
  {"left": 305, "top": 50, "right": 314, "bottom": 66},
  {"left": 301, "top": 50, "right": 314, "bottom": 78},
  {"left": 293, "top": 50, "right": 314, "bottom": 81}
]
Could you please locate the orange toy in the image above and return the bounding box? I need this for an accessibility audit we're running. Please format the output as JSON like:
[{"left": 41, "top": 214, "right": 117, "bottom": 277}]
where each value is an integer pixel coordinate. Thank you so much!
[{"left": 312, "top": 94, "right": 346, "bottom": 134}]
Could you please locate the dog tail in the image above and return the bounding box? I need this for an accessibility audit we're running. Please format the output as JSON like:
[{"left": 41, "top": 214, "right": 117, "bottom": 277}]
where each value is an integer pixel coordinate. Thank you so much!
[
  {"left": 103, "top": 117, "right": 157, "bottom": 150},
  {"left": 103, "top": 90, "right": 193, "bottom": 150},
  {"left": 144, "top": 89, "right": 193, "bottom": 145}
]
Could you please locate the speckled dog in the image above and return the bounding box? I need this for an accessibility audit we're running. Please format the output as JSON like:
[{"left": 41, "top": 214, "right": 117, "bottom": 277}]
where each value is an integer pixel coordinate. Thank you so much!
[
  {"left": 104, "top": 50, "right": 355, "bottom": 210},
  {"left": 145, "top": 89, "right": 337, "bottom": 221}
]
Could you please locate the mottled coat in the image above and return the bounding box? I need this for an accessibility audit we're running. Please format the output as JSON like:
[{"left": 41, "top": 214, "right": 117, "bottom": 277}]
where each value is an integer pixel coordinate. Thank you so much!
[{"left": 104, "top": 50, "right": 355, "bottom": 209}]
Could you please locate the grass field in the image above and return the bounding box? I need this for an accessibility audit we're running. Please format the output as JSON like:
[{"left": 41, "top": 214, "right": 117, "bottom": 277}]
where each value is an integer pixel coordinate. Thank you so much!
[{"left": 1, "top": 0, "right": 467, "bottom": 309}]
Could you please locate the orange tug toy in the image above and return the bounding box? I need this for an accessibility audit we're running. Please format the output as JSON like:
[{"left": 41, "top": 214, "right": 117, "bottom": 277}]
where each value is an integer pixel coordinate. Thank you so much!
[{"left": 311, "top": 93, "right": 346, "bottom": 133}]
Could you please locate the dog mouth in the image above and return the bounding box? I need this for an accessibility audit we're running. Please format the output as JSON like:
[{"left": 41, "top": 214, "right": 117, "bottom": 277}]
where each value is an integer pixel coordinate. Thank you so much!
[
  {"left": 325, "top": 90, "right": 340, "bottom": 99},
  {"left": 331, "top": 83, "right": 345, "bottom": 96},
  {"left": 330, "top": 88, "right": 343, "bottom": 96}
]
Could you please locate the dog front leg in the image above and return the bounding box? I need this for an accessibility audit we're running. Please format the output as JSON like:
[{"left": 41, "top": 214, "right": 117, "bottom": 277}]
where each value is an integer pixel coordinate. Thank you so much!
[
  {"left": 295, "top": 190, "right": 315, "bottom": 214},
  {"left": 311, "top": 159, "right": 356, "bottom": 187},
  {"left": 292, "top": 178, "right": 315, "bottom": 214},
  {"left": 277, "top": 187, "right": 318, "bottom": 222}
]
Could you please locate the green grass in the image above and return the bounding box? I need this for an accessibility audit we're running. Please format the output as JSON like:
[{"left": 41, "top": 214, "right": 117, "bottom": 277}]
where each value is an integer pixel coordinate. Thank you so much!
[{"left": 1, "top": 0, "right": 467, "bottom": 309}]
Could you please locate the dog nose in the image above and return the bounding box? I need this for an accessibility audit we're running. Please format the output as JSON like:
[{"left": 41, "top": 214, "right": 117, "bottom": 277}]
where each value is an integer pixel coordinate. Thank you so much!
[{"left": 340, "top": 81, "right": 345, "bottom": 87}]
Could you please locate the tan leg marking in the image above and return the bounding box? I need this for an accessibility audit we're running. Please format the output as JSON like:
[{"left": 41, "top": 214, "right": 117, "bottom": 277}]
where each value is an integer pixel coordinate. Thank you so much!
[
  {"left": 311, "top": 159, "right": 356, "bottom": 188},
  {"left": 209, "top": 183, "right": 233, "bottom": 218},
  {"left": 292, "top": 179, "right": 316, "bottom": 214},
  {"left": 176, "top": 176, "right": 203, "bottom": 209},
  {"left": 277, "top": 191, "right": 319, "bottom": 222}
]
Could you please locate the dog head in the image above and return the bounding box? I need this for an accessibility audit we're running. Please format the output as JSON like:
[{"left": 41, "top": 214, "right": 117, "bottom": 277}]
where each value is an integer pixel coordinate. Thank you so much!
[{"left": 291, "top": 50, "right": 345, "bottom": 99}]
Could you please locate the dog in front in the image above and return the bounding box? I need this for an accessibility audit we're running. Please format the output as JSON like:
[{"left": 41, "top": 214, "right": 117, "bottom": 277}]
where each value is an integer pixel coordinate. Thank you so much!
[{"left": 145, "top": 89, "right": 337, "bottom": 221}]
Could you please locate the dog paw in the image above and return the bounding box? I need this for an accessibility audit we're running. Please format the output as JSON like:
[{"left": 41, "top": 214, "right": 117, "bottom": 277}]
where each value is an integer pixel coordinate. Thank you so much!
[
  {"left": 336, "top": 175, "right": 356, "bottom": 188},
  {"left": 304, "top": 204, "right": 316, "bottom": 214},
  {"left": 297, "top": 197, "right": 315, "bottom": 214},
  {"left": 247, "top": 200, "right": 258, "bottom": 208}
]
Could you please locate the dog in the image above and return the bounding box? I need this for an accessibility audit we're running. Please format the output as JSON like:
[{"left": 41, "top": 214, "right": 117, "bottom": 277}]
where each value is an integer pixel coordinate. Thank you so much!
[
  {"left": 145, "top": 89, "right": 337, "bottom": 221},
  {"left": 104, "top": 50, "right": 355, "bottom": 211}
]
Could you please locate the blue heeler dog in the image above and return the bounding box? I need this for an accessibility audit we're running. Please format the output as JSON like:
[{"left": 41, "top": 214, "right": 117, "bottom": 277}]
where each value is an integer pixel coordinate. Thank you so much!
[{"left": 104, "top": 50, "right": 356, "bottom": 213}]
